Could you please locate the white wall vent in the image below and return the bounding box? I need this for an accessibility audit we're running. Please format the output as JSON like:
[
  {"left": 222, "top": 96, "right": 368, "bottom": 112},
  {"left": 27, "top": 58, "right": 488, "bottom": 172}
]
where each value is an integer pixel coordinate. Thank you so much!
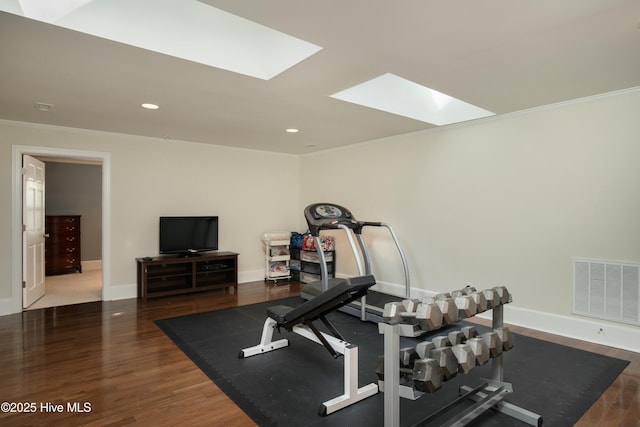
[{"left": 573, "top": 258, "right": 640, "bottom": 326}]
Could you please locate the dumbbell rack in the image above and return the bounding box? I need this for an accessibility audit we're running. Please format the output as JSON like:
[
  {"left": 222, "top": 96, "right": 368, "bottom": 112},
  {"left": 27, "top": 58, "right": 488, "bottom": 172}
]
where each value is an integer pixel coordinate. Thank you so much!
[{"left": 378, "top": 296, "right": 543, "bottom": 427}]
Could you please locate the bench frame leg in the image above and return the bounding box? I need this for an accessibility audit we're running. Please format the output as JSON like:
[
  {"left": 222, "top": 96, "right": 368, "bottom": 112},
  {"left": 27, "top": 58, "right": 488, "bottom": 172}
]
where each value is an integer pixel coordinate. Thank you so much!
[
  {"left": 240, "top": 319, "right": 378, "bottom": 416},
  {"left": 239, "top": 317, "right": 289, "bottom": 358}
]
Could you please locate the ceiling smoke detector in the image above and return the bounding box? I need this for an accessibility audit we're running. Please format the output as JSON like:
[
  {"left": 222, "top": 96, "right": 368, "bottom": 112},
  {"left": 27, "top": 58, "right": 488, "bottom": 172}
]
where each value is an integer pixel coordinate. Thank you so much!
[{"left": 35, "top": 102, "right": 53, "bottom": 112}]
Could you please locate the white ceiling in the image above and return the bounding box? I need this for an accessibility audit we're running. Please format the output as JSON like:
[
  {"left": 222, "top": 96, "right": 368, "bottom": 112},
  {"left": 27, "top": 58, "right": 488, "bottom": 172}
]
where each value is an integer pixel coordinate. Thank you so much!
[{"left": 1, "top": 1, "right": 639, "bottom": 154}]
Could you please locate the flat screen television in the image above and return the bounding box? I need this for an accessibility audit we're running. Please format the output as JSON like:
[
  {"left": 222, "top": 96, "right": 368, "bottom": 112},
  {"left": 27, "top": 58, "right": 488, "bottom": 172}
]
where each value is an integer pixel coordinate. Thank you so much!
[{"left": 159, "top": 216, "right": 219, "bottom": 256}]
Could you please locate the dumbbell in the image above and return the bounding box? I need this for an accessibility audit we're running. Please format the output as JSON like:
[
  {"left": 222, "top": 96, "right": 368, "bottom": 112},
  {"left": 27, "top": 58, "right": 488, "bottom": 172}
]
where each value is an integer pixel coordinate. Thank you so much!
[
  {"left": 433, "top": 335, "right": 451, "bottom": 348},
  {"left": 399, "top": 346, "right": 419, "bottom": 367},
  {"left": 466, "top": 337, "right": 490, "bottom": 366},
  {"left": 416, "top": 335, "right": 458, "bottom": 381},
  {"left": 493, "top": 286, "right": 511, "bottom": 305},
  {"left": 429, "top": 346, "right": 458, "bottom": 380},
  {"left": 412, "top": 358, "right": 443, "bottom": 393},
  {"left": 448, "top": 330, "right": 465, "bottom": 345},
  {"left": 382, "top": 301, "right": 417, "bottom": 324},
  {"left": 470, "top": 291, "right": 488, "bottom": 313},
  {"left": 463, "top": 285, "right": 477, "bottom": 295},
  {"left": 419, "top": 336, "right": 458, "bottom": 380},
  {"left": 450, "top": 289, "right": 464, "bottom": 298},
  {"left": 458, "top": 326, "right": 511, "bottom": 361},
  {"left": 425, "top": 296, "right": 458, "bottom": 325},
  {"left": 454, "top": 295, "right": 477, "bottom": 319},
  {"left": 461, "top": 326, "right": 478, "bottom": 340},
  {"left": 481, "top": 331, "right": 503, "bottom": 358},
  {"left": 447, "top": 326, "right": 489, "bottom": 366},
  {"left": 376, "top": 347, "right": 445, "bottom": 392},
  {"left": 430, "top": 335, "right": 471, "bottom": 376},
  {"left": 375, "top": 356, "right": 412, "bottom": 385},
  {"left": 415, "top": 341, "right": 435, "bottom": 359},
  {"left": 451, "top": 344, "right": 475, "bottom": 374},
  {"left": 452, "top": 286, "right": 487, "bottom": 315},
  {"left": 451, "top": 285, "right": 477, "bottom": 298},
  {"left": 375, "top": 356, "right": 444, "bottom": 393},
  {"left": 495, "top": 327, "right": 514, "bottom": 351},
  {"left": 402, "top": 298, "right": 421, "bottom": 313},
  {"left": 383, "top": 300, "right": 444, "bottom": 332},
  {"left": 424, "top": 333, "right": 475, "bottom": 375},
  {"left": 433, "top": 292, "right": 452, "bottom": 300},
  {"left": 375, "top": 347, "right": 419, "bottom": 380},
  {"left": 416, "top": 301, "right": 443, "bottom": 331},
  {"left": 483, "top": 289, "right": 500, "bottom": 309},
  {"left": 482, "top": 286, "right": 511, "bottom": 310}
]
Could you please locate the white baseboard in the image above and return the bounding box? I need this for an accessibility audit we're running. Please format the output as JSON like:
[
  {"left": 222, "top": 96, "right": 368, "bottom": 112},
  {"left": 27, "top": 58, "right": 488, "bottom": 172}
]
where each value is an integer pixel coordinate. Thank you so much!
[
  {"left": 496, "top": 305, "right": 640, "bottom": 354},
  {"left": 81, "top": 259, "right": 102, "bottom": 271},
  {"left": 103, "top": 283, "right": 137, "bottom": 301},
  {"left": 357, "top": 277, "right": 640, "bottom": 354},
  {"left": 239, "top": 269, "right": 265, "bottom": 284},
  {"left": 0, "top": 297, "right": 15, "bottom": 316},
  {"left": 370, "top": 279, "right": 435, "bottom": 300}
]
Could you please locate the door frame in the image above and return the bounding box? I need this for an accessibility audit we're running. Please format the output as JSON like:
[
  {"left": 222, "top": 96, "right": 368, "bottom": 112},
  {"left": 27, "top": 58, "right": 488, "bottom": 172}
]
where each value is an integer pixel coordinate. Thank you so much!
[{"left": 11, "top": 145, "right": 111, "bottom": 313}]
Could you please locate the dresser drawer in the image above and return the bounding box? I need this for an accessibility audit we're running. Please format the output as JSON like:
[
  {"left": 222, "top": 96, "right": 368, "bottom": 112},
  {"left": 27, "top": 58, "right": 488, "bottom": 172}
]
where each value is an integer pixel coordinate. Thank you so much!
[
  {"left": 47, "top": 215, "right": 80, "bottom": 225},
  {"left": 45, "top": 215, "right": 82, "bottom": 275},
  {"left": 48, "top": 222, "right": 80, "bottom": 234},
  {"left": 46, "top": 243, "right": 79, "bottom": 257},
  {"left": 54, "top": 234, "right": 80, "bottom": 245}
]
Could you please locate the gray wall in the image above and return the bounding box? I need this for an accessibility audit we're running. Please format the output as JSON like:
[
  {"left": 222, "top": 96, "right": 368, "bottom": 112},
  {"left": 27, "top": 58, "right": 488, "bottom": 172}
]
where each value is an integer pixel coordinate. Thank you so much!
[{"left": 44, "top": 162, "right": 102, "bottom": 261}]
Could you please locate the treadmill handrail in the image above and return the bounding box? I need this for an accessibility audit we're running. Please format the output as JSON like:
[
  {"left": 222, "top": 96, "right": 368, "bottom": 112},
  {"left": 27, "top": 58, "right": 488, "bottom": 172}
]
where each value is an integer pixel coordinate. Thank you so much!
[
  {"left": 360, "top": 222, "right": 411, "bottom": 298},
  {"left": 303, "top": 203, "right": 412, "bottom": 302}
]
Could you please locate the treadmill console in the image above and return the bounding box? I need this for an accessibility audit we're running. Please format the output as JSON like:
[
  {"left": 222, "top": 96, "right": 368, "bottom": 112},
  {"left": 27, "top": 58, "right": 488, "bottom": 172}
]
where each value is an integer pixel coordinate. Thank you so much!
[{"left": 304, "top": 203, "right": 360, "bottom": 236}]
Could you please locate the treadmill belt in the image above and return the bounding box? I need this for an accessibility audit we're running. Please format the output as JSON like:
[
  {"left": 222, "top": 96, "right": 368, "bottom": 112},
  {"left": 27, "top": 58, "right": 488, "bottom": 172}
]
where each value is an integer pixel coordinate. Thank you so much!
[{"left": 363, "top": 290, "right": 403, "bottom": 308}]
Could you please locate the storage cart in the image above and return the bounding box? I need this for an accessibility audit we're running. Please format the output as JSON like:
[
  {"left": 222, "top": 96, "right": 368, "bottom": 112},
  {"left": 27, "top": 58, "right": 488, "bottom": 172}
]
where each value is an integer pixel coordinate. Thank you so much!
[{"left": 262, "top": 232, "right": 291, "bottom": 284}]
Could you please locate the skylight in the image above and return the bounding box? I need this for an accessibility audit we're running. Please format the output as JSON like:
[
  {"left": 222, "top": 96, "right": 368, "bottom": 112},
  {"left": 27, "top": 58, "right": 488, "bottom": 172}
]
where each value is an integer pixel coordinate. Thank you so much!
[
  {"left": 330, "top": 73, "right": 495, "bottom": 126},
  {"left": 2, "top": 0, "right": 322, "bottom": 80}
]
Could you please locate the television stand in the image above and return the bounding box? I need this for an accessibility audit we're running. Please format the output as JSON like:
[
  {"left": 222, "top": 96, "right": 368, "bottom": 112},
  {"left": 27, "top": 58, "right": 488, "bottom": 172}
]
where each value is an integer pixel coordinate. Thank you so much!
[
  {"left": 177, "top": 252, "right": 203, "bottom": 258},
  {"left": 136, "top": 251, "right": 238, "bottom": 300}
]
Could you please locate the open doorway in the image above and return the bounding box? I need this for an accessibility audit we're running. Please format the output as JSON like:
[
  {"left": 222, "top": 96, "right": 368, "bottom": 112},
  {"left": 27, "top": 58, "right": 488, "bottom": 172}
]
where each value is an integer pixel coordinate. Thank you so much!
[
  {"left": 25, "top": 157, "right": 103, "bottom": 310},
  {"left": 10, "top": 145, "right": 111, "bottom": 313}
]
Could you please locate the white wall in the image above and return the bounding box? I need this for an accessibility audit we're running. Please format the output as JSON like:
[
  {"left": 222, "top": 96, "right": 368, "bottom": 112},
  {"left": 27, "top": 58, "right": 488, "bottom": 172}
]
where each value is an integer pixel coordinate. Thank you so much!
[
  {"left": 0, "top": 121, "right": 301, "bottom": 309},
  {"left": 2, "top": 89, "right": 639, "bottom": 351},
  {"left": 300, "top": 89, "right": 640, "bottom": 350}
]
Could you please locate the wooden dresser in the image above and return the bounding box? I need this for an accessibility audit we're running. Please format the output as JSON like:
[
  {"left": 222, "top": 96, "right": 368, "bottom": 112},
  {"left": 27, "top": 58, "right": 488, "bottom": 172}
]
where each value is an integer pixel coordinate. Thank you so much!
[{"left": 45, "top": 215, "right": 82, "bottom": 275}]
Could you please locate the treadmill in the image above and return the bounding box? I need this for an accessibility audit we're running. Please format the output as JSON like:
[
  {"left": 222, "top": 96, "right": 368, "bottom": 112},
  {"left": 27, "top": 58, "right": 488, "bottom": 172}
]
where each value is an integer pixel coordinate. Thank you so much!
[{"left": 300, "top": 202, "right": 411, "bottom": 322}]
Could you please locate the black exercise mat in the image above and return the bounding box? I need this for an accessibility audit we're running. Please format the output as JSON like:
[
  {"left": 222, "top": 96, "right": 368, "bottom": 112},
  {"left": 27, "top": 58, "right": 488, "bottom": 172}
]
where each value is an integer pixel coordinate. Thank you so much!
[{"left": 155, "top": 297, "right": 629, "bottom": 426}]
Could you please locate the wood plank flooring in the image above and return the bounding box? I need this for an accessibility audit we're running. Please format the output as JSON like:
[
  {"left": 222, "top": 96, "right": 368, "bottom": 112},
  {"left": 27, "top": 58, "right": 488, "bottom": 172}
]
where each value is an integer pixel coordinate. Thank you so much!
[{"left": 0, "top": 281, "right": 638, "bottom": 426}]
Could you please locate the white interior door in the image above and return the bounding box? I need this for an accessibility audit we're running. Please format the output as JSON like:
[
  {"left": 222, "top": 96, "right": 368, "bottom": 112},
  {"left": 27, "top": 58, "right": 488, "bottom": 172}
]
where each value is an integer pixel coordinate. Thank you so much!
[{"left": 23, "top": 155, "right": 46, "bottom": 308}]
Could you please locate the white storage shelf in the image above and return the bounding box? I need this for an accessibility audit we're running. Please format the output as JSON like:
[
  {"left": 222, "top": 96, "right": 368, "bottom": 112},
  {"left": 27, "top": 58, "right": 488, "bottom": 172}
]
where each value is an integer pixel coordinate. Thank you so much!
[
  {"left": 290, "top": 249, "right": 336, "bottom": 284},
  {"left": 263, "top": 238, "right": 291, "bottom": 283}
]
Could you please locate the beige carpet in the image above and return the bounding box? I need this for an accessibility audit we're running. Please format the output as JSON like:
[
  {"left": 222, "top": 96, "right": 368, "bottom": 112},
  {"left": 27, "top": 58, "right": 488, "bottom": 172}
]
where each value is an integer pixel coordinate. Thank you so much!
[{"left": 27, "top": 268, "right": 102, "bottom": 310}]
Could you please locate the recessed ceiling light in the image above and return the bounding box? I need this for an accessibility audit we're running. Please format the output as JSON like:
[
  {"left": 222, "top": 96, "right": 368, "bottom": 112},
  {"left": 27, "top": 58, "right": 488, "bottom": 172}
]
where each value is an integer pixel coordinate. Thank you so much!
[
  {"left": 330, "top": 73, "right": 495, "bottom": 126},
  {"left": 286, "top": 128, "right": 299, "bottom": 133},
  {"left": 141, "top": 103, "right": 159, "bottom": 110}
]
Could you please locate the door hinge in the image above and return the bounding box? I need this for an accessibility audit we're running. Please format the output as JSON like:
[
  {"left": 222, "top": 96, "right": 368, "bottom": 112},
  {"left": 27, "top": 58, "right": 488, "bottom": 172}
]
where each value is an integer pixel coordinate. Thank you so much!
[
  {"left": 22, "top": 281, "right": 26, "bottom": 289},
  {"left": 23, "top": 224, "right": 26, "bottom": 232}
]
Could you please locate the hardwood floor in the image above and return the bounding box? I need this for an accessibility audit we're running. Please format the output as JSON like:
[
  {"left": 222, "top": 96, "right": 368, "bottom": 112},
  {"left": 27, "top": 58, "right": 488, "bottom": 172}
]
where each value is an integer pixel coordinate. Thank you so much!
[{"left": 0, "top": 281, "right": 638, "bottom": 426}]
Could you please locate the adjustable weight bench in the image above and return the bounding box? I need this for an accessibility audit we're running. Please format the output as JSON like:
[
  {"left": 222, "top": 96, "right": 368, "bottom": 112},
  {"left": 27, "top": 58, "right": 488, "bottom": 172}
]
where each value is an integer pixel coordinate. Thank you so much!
[{"left": 239, "top": 274, "right": 379, "bottom": 416}]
